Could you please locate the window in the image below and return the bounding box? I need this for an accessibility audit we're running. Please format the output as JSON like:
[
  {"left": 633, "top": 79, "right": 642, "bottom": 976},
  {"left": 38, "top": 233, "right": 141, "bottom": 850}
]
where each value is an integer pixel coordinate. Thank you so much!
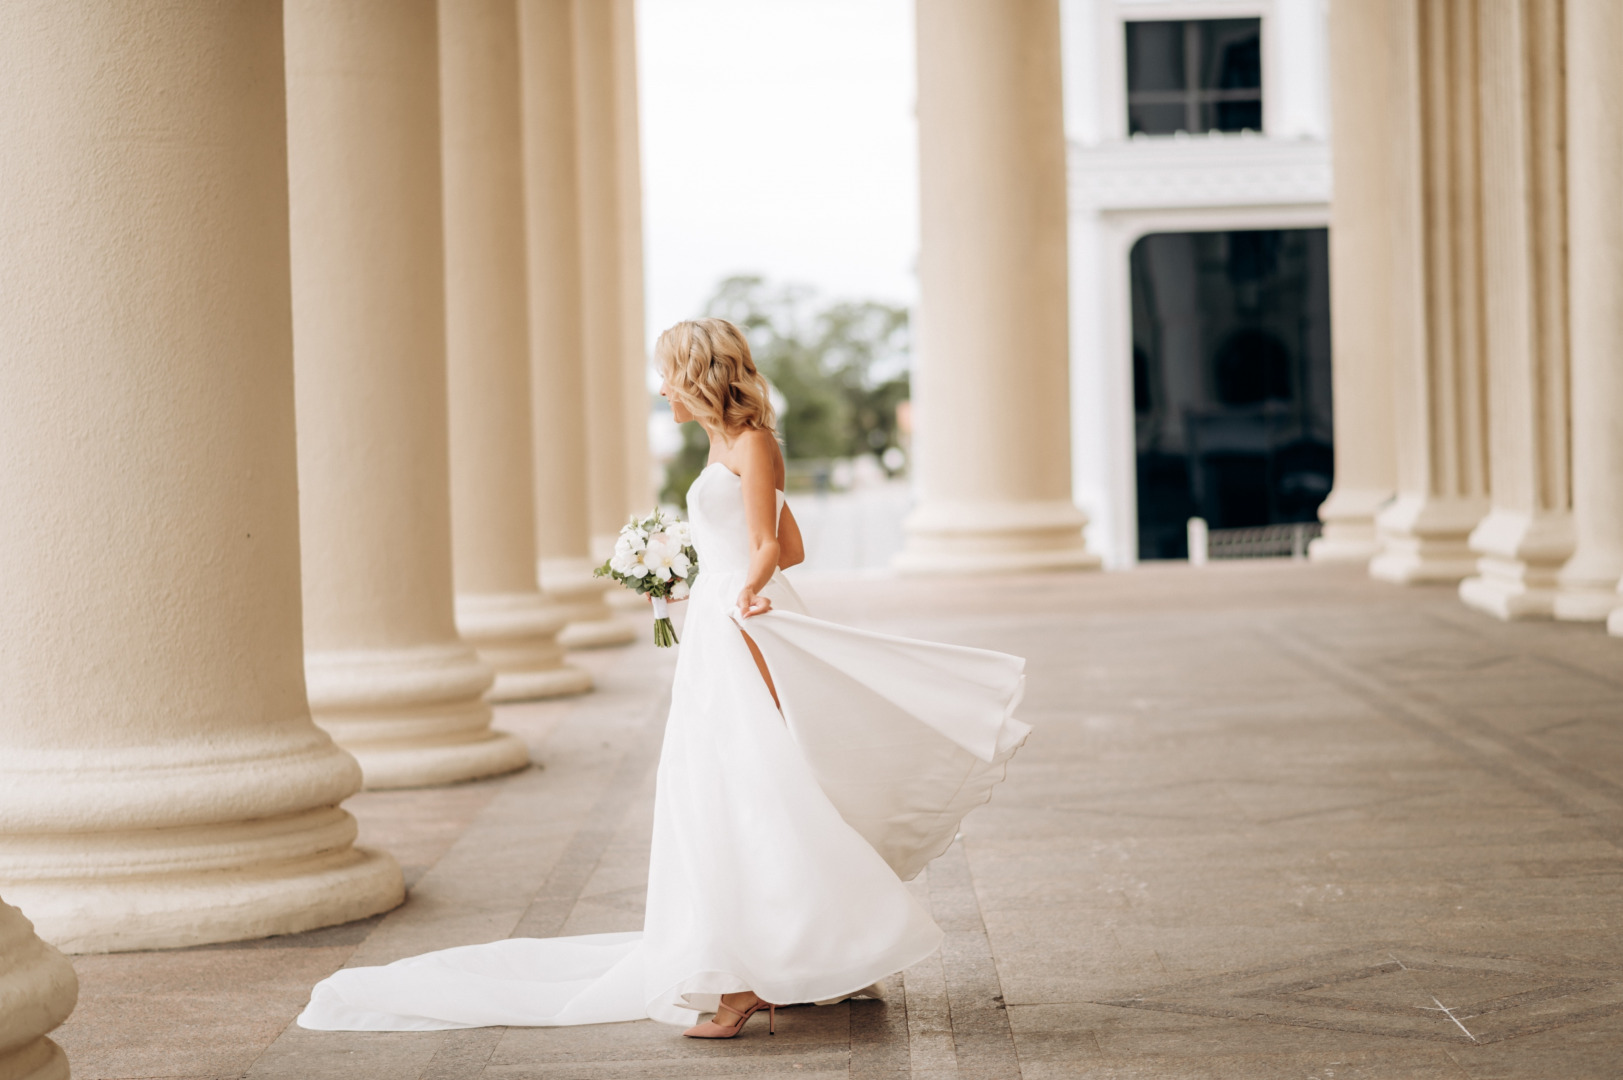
[{"left": 1126, "top": 19, "right": 1262, "bottom": 136}]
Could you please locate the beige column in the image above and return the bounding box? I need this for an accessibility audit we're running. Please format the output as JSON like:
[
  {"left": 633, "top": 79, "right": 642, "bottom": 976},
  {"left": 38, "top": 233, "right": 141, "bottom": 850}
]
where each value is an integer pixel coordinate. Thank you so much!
[
  {"left": 1460, "top": 0, "right": 1574, "bottom": 619},
  {"left": 0, "top": 0, "right": 400, "bottom": 950},
  {"left": 574, "top": 0, "right": 633, "bottom": 556},
  {"left": 440, "top": 0, "right": 593, "bottom": 700},
  {"left": 1370, "top": 0, "right": 1493, "bottom": 584},
  {"left": 1556, "top": 0, "right": 1623, "bottom": 627},
  {"left": 286, "top": 0, "right": 531, "bottom": 787},
  {"left": 895, "top": 0, "right": 1099, "bottom": 574},
  {"left": 0, "top": 899, "right": 76, "bottom": 1080},
  {"left": 614, "top": 0, "right": 655, "bottom": 518},
  {"left": 1310, "top": 0, "right": 1398, "bottom": 564},
  {"left": 520, "top": 0, "right": 636, "bottom": 648}
]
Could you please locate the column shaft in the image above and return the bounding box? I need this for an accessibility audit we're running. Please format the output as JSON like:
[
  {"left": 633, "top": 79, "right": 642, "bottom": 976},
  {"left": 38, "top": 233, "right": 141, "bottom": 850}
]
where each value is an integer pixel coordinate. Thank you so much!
[
  {"left": 1310, "top": 0, "right": 1398, "bottom": 563},
  {"left": 286, "top": 0, "right": 531, "bottom": 786},
  {"left": 614, "top": 0, "right": 655, "bottom": 518},
  {"left": 0, "top": 0, "right": 400, "bottom": 950},
  {"left": 896, "top": 0, "right": 1099, "bottom": 574},
  {"left": 574, "top": 0, "right": 632, "bottom": 555},
  {"left": 520, "top": 0, "right": 634, "bottom": 648},
  {"left": 1460, "top": 0, "right": 1574, "bottom": 618},
  {"left": 1557, "top": 0, "right": 1623, "bottom": 627},
  {"left": 0, "top": 899, "right": 76, "bottom": 1080},
  {"left": 440, "top": 0, "right": 592, "bottom": 700},
  {"left": 1371, "top": 0, "right": 1493, "bottom": 583}
]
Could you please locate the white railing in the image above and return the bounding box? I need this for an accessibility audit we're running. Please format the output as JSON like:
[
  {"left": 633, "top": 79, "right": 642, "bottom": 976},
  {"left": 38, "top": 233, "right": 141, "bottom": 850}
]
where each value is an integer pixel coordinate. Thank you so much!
[{"left": 1186, "top": 518, "right": 1321, "bottom": 563}]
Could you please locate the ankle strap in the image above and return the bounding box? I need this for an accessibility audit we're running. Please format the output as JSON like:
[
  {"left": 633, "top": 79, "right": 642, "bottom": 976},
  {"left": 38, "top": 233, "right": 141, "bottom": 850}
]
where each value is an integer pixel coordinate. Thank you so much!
[{"left": 715, "top": 998, "right": 750, "bottom": 1019}]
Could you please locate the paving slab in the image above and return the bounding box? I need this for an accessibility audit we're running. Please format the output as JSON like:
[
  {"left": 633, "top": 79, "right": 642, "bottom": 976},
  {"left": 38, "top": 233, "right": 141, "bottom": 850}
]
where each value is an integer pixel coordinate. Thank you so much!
[{"left": 47, "top": 563, "right": 1623, "bottom": 1078}]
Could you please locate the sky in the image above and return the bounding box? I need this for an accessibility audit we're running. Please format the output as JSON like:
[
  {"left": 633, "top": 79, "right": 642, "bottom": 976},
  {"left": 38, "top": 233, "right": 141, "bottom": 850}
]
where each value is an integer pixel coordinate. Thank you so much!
[{"left": 636, "top": 0, "right": 918, "bottom": 349}]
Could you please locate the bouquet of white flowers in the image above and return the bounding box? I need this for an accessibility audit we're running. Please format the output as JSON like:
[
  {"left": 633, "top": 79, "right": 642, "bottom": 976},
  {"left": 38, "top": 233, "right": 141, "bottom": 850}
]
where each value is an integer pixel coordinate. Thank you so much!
[{"left": 593, "top": 509, "right": 697, "bottom": 647}]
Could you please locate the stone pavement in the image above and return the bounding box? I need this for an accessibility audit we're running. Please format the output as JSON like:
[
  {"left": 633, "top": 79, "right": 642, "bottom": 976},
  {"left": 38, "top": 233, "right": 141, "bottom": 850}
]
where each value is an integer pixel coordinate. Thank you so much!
[{"left": 51, "top": 563, "right": 1623, "bottom": 1079}]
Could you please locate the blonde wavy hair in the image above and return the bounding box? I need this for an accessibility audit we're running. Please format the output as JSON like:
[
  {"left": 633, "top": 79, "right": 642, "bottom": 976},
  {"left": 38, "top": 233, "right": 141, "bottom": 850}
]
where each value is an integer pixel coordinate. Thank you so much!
[{"left": 655, "top": 317, "right": 777, "bottom": 436}]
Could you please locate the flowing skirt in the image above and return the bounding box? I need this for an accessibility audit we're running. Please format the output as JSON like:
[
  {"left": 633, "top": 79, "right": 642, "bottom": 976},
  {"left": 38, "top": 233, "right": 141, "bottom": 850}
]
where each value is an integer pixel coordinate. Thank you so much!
[{"left": 298, "top": 571, "right": 1028, "bottom": 1030}]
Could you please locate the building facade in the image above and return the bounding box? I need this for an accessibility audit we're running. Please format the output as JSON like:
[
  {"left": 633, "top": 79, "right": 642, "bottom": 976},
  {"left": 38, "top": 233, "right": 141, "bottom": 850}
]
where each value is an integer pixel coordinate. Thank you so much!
[{"left": 1060, "top": 0, "right": 1333, "bottom": 567}]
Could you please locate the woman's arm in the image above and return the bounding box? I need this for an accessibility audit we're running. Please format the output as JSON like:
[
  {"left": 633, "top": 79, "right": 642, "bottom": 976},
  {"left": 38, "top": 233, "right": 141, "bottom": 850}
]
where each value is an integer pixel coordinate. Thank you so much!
[
  {"left": 777, "top": 504, "right": 805, "bottom": 569},
  {"left": 735, "top": 430, "right": 781, "bottom": 618}
]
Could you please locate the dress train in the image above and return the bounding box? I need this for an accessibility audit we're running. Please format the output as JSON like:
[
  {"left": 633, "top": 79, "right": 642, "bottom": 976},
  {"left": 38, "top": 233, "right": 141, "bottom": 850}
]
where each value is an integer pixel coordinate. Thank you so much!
[{"left": 299, "top": 464, "right": 1027, "bottom": 1030}]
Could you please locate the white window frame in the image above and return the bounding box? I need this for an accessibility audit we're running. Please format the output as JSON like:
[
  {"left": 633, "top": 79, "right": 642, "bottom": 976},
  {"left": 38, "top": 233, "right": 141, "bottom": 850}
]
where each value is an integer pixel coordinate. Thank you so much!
[{"left": 1097, "top": 1, "right": 1277, "bottom": 142}]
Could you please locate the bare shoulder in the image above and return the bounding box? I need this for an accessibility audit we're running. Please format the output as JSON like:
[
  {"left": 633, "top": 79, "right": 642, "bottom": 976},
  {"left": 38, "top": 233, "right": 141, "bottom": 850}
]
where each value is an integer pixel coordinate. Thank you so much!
[
  {"left": 730, "top": 428, "right": 786, "bottom": 490},
  {"left": 733, "top": 428, "right": 776, "bottom": 468}
]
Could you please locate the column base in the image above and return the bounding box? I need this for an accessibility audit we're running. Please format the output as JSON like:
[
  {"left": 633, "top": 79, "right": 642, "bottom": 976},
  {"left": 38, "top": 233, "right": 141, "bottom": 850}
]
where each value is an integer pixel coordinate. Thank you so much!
[
  {"left": 892, "top": 498, "right": 1101, "bottom": 575},
  {"left": 558, "top": 618, "right": 637, "bottom": 649},
  {"left": 541, "top": 557, "right": 637, "bottom": 648},
  {"left": 4, "top": 844, "right": 402, "bottom": 955},
  {"left": 0, "top": 1039, "right": 67, "bottom": 1080},
  {"left": 1459, "top": 573, "right": 1556, "bottom": 619},
  {"left": 0, "top": 746, "right": 404, "bottom": 952},
  {"left": 455, "top": 591, "right": 592, "bottom": 702},
  {"left": 604, "top": 586, "right": 648, "bottom": 612},
  {"left": 0, "top": 900, "right": 76, "bottom": 1079},
  {"left": 344, "top": 734, "right": 530, "bottom": 790},
  {"left": 489, "top": 667, "right": 594, "bottom": 701},
  {"left": 1556, "top": 587, "right": 1623, "bottom": 622},
  {"left": 1553, "top": 549, "right": 1623, "bottom": 622},
  {"left": 1458, "top": 509, "right": 1574, "bottom": 620},
  {"left": 307, "top": 643, "right": 531, "bottom": 788},
  {"left": 1369, "top": 493, "right": 1488, "bottom": 584},
  {"left": 1308, "top": 486, "right": 1392, "bottom": 563}
]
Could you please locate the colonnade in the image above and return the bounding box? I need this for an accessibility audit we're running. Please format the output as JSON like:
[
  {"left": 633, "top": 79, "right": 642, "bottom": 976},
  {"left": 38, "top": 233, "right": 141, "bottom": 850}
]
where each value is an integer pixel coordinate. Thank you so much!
[
  {"left": 1313, "top": 0, "right": 1623, "bottom": 634},
  {"left": 0, "top": 0, "right": 654, "bottom": 995}
]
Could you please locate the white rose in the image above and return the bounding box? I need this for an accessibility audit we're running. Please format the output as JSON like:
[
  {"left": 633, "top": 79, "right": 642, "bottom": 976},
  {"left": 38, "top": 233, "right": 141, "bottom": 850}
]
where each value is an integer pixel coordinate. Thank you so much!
[{"left": 670, "top": 580, "right": 690, "bottom": 600}]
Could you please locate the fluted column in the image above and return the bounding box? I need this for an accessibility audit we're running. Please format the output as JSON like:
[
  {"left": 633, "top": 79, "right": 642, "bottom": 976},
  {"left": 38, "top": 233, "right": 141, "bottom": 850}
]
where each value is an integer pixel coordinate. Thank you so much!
[
  {"left": 1310, "top": 0, "right": 1398, "bottom": 563},
  {"left": 0, "top": 900, "right": 76, "bottom": 1080},
  {"left": 614, "top": 0, "right": 655, "bottom": 519},
  {"left": 1370, "top": 0, "right": 1493, "bottom": 584},
  {"left": 1556, "top": 0, "right": 1623, "bottom": 627},
  {"left": 520, "top": 0, "right": 635, "bottom": 648},
  {"left": 1459, "top": 0, "right": 1574, "bottom": 619},
  {"left": 574, "top": 0, "right": 632, "bottom": 556},
  {"left": 895, "top": 0, "right": 1099, "bottom": 574},
  {"left": 440, "top": 0, "right": 593, "bottom": 701},
  {"left": 286, "top": 0, "right": 531, "bottom": 787},
  {"left": 0, "top": 0, "right": 401, "bottom": 950}
]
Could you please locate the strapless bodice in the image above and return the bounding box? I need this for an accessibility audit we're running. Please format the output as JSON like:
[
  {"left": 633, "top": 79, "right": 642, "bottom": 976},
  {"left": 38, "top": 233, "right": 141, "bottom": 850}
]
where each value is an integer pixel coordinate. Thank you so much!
[{"left": 686, "top": 462, "right": 785, "bottom": 575}]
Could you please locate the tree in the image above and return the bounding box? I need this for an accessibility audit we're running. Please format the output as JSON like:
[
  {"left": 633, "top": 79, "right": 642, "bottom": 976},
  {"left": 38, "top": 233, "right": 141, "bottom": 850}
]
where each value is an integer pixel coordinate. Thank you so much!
[{"left": 661, "top": 276, "right": 912, "bottom": 507}]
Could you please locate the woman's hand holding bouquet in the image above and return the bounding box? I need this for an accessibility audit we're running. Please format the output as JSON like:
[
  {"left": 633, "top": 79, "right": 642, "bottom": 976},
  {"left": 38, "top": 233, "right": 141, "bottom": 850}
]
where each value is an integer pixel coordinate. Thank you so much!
[{"left": 593, "top": 509, "right": 698, "bottom": 647}]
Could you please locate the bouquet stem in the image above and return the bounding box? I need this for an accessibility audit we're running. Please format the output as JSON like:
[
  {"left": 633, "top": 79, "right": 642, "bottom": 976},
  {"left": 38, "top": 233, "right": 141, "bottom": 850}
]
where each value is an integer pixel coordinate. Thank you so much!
[{"left": 651, "top": 595, "right": 679, "bottom": 647}]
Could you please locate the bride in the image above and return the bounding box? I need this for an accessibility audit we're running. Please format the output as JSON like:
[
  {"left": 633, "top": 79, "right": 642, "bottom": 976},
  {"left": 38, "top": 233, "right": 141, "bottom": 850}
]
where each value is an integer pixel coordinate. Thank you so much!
[{"left": 298, "top": 317, "right": 1029, "bottom": 1039}]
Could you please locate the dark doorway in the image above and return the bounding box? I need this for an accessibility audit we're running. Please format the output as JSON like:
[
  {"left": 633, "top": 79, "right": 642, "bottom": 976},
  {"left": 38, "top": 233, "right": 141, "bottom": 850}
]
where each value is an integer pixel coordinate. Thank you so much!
[{"left": 1130, "top": 229, "right": 1333, "bottom": 560}]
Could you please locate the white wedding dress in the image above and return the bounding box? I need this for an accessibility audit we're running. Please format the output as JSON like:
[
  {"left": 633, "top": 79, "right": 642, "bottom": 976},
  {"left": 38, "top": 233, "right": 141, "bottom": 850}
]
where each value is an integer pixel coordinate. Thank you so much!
[{"left": 298, "top": 462, "right": 1029, "bottom": 1030}]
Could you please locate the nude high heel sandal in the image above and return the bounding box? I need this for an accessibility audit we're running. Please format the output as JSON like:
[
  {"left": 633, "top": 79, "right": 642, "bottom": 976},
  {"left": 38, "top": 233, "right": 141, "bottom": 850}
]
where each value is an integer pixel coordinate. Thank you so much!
[{"left": 682, "top": 994, "right": 777, "bottom": 1038}]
